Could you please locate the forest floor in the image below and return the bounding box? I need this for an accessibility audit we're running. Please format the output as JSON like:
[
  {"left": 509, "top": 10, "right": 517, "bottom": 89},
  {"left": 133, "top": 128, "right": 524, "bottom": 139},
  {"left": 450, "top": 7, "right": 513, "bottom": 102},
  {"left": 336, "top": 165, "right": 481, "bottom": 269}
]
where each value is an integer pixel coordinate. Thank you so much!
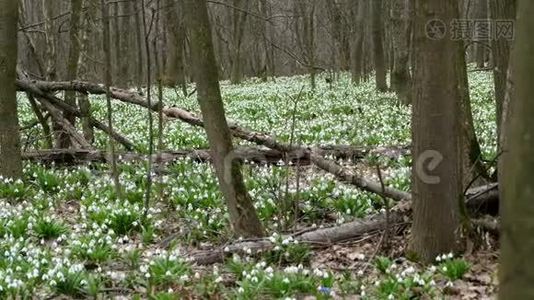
[{"left": 2, "top": 71, "right": 498, "bottom": 299}]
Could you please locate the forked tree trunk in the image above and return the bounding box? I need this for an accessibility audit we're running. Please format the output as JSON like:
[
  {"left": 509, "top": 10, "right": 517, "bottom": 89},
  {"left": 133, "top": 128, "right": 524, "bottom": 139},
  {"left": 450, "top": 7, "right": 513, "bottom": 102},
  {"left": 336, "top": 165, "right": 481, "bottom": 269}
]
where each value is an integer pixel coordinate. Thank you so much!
[
  {"left": 183, "top": 0, "right": 264, "bottom": 238},
  {"left": 499, "top": 1, "right": 534, "bottom": 297},
  {"left": 0, "top": 0, "right": 23, "bottom": 179},
  {"left": 410, "top": 0, "right": 464, "bottom": 263}
]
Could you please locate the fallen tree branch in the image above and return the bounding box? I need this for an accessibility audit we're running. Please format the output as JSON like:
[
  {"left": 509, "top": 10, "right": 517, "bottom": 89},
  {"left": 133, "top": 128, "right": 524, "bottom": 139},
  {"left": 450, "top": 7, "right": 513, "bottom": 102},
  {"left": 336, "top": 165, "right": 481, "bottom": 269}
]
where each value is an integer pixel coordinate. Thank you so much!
[
  {"left": 19, "top": 79, "right": 161, "bottom": 110},
  {"left": 21, "top": 145, "right": 400, "bottom": 166},
  {"left": 16, "top": 79, "right": 135, "bottom": 151},
  {"left": 191, "top": 211, "right": 407, "bottom": 265},
  {"left": 38, "top": 98, "right": 93, "bottom": 150}
]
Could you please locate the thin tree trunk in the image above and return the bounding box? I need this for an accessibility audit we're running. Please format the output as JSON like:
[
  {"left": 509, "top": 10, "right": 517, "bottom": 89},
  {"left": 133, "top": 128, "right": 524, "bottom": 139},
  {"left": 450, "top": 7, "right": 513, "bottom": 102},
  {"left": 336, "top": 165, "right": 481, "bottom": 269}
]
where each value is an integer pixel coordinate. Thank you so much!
[
  {"left": 184, "top": 0, "right": 264, "bottom": 238},
  {"left": 499, "top": 1, "right": 534, "bottom": 297},
  {"left": 0, "top": 0, "right": 23, "bottom": 179},
  {"left": 133, "top": 0, "right": 145, "bottom": 90},
  {"left": 410, "top": 0, "right": 464, "bottom": 263}
]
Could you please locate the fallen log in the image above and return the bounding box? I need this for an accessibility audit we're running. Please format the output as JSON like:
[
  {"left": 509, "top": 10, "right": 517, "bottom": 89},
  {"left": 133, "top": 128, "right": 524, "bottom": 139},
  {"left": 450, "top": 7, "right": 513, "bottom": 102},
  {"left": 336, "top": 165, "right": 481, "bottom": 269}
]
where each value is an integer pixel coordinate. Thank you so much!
[
  {"left": 191, "top": 211, "right": 407, "bottom": 265},
  {"left": 465, "top": 183, "right": 499, "bottom": 216},
  {"left": 20, "top": 145, "right": 393, "bottom": 166}
]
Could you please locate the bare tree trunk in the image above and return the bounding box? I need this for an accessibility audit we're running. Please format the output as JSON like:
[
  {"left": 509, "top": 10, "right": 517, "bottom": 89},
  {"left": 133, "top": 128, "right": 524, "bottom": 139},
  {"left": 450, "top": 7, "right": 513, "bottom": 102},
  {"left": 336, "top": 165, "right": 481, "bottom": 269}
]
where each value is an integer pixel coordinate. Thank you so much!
[
  {"left": 42, "top": 0, "right": 58, "bottom": 81},
  {"left": 0, "top": 0, "right": 23, "bottom": 179},
  {"left": 184, "top": 0, "right": 264, "bottom": 238},
  {"left": 119, "top": 0, "right": 133, "bottom": 88},
  {"left": 294, "top": 0, "right": 317, "bottom": 89},
  {"left": 101, "top": 0, "right": 122, "bottom": 195},
  {"left": 350, "top": 0, "right": 365, "bottom": 84},
  {"left": 499, "top": 1, "right": 534, "bottom": 297},
  {"left": 410, "top": 0, "right": 463, "bottom": 263},
  {"left": 371, "top": 0, "right": 388, "bottom": 91},
  {"left": 77, "top": 0, "right": 97, "bottom": 144},
  {"left": 133, "top": 0, "right": 145, "bottom": 90},
  {"left": 163, "top": 0, "right": 187, "bottom": 95},
  {"left": 230, "top": 0, "right": 249, "bottom": 84},
  {"left": 489, "top": 0, "right": 516, "bottom": 151},
  {"left": 474, "top": 0, "right": 488, "bottom": 68},
  {"left": 61, "top": 0, "right": 84, "bottom": 149},
  {"left": 390, "top": 0, "right": 412, "bottom": 104}
]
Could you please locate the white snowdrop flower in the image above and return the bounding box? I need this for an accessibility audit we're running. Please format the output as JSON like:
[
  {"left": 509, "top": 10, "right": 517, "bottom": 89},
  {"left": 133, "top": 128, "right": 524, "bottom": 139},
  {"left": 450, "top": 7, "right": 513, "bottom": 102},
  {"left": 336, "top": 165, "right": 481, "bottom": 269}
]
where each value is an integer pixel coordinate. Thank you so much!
[
  {"left": 237, "top": 287, "right": 245, "bottom": 293},
  {"left": 447, "top": 252, "right": 454, "bottom": 259},
  {"left": 446, "top": 281, "right": 453, "bottom": 287},
  {"left": 388, "top": 294, "right": 395, "bottom": 300},
  {"left": 265, "top": 267, "right": 274, "bottom": 274},
  {"left": 224, "top": 246, "right": 230, "bottom": 252},
  {"left": 357, "top": 270, "right": 364, "bottom": 276},
  {"left": 180, "top": 275, "right": 189, "bottom": 281},
  {"left": 442, "top": 266, "right": 448, "bottom": 272},
  {"left": 282, "top": 277, "right": 290, "bottom": 284},
  {"left": 215, "top": 276, "right": 223, "bottom": 283}
]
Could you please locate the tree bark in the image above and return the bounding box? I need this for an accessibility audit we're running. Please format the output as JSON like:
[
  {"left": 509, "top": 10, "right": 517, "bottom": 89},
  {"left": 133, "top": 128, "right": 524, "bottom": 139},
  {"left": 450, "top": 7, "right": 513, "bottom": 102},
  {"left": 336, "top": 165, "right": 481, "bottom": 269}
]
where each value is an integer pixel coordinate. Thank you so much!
[
  {"left": 489, "top": 0, "right": 516, "bottom": 152},
  {"left": 350, "top": 0, "right": 365, "bottom": 84},
  {"left": 410, "top": 0, "right": 464, "bottom": 263},
  {"left": 389, "top": 0, "right": 412, "bottom": 104},
  {"left": 0, "top": 0, "right": 23, "bottom": 179},
  {"left": 499, "top": 1, "right": 534, "bottom": 298},
  {"left": 163, "top": 0, "right": 187, "bottom": 95},
  {"left": 61, "top": 0, "right": 84, "bottom": 149},
  {"left": 77, "top": 0, "right": 98, "bottom": 144},
  {"left": 371, "top": 0, "right": 388, "bottom": 91},
  {"left": 229, "top": 0, "right": 248, "bottom": 84},
  {"left": 184, "top": 0, "right": 264, "bottom": 238}
]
